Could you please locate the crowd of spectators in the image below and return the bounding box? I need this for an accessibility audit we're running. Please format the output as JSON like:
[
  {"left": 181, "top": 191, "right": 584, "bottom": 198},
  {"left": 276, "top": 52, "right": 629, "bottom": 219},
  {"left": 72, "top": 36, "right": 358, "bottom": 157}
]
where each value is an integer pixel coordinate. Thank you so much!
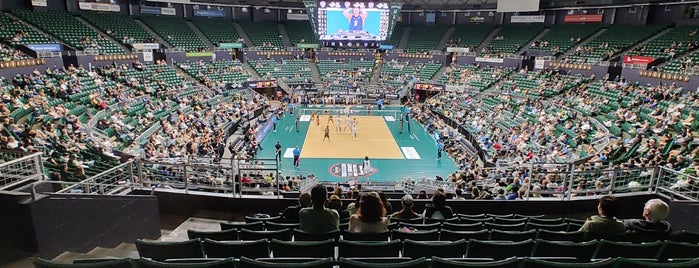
[{"left": 0, "top": 43, "right": 28, "bottom": 61}]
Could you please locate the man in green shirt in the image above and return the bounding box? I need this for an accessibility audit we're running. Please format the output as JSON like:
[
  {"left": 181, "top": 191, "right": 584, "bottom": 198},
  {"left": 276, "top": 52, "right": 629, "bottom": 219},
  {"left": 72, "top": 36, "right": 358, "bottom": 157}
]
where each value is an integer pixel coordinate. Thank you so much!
[
  {"left": 579, "top": 195, "right": 626, "bottom": 237},
  {"left": 299, "top": 185, "right": 339, "bottom": 233}
]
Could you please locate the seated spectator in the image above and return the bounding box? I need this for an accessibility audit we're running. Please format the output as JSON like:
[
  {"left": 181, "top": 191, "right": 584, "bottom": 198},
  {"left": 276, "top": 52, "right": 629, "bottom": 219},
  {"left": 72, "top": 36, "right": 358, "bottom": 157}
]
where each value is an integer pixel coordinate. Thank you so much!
[
  {"left": 391, "top": 194, "right": 421, "bottom": 220},
  {"left": 281, "top": 192, "right": 311, "bottom": 222},
  {"left": 299, "top": 184, "right": 339, "bottom": 233},
  {"left": 327, "top": 194, "right": 349, "bottom": 219},
  {"left": 348, "top": 192, "right": 389, "bottom": 233},
  {"left": 579, "top": 196, "right": 626, "bottom": 236},
  {"left": 623, "top": 199, "right": 671, "bottom": 235},
  {"left": 422, "top": 191, "right": 454, "bottom": 221}
]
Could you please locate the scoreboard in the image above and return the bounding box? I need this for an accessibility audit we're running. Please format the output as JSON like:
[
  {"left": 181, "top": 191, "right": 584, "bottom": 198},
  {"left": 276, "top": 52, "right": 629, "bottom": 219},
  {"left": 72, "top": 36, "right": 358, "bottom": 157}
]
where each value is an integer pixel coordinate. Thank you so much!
[{"left": 247, "top": 80, "right": 277, "bottom": 89}]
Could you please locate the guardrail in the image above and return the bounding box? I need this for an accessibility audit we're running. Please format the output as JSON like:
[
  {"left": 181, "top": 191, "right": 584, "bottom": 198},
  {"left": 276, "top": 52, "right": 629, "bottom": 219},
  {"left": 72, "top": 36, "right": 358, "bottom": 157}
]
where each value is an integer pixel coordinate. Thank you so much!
[
  {"left": 655, "top": 167, "right": 699, "bottom": 201},
  {"left": 0, "top": 152, "right": 44, "bottom": 191}
]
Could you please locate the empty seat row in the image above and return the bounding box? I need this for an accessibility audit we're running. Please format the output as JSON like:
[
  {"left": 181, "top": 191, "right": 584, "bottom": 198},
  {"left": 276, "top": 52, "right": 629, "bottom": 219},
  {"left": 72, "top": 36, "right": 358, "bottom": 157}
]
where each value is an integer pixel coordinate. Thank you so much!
[{"left": 133, "top": 238, "right": 699, "bottom": 263}]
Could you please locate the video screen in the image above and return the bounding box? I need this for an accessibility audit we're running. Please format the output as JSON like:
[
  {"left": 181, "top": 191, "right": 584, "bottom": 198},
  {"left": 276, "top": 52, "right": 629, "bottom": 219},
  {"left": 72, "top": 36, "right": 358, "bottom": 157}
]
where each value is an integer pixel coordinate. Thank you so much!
[{"left": 317, "top": 1, "right": 390, "bottom": 41}]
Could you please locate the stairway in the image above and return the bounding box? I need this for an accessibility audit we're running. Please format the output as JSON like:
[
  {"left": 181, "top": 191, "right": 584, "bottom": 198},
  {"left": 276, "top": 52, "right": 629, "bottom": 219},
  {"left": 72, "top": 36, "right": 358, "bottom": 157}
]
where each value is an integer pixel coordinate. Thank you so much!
[
  {"left": 51, "top": 243, "right": 138, "bottom": 264},
  {"left": 134, "top": 19, "right": 172, "bottom": 49},
  {"left": 559, "top": 28, "right": 607, "bottom": 60},
  {"left": 74, "top": 16, "right": 131, "bottom": 53},
  {"left": 429, "top": 65, "right": 448, "bottom": 84},
  {"left": 476, "top": 27, "right": 501, "bottom": 54},
  {"left": 309, "top": 60, "right": 322, "bottom": 84},
  {"left": 233, "top": 23, "right": 255, "bottom": 48},
  {"left": 614, "top": 26, "right": 673, "bottom": 61},
  {"left": 366, "top": 60, "right": 384, "bottom": 93},
  {"left": 277, "top": 24, "right": 292, "bottom": 48},
  {"left": 397, "top": 27, "right": 412, "bottom": 49},
  {"left": 2, "top": 12, "right": 69, "bottom": 50},
  {"left": 243, "top": 61, "right": 262, "bottom": 80},
  {"left": 186, "top": 21, "right": 214, "bottom": 49},
  {"left": 517, "top": 28, "right": 551, "bottom": 55},
  {"left": 435, "top": 27, "right": 455, "bottom": 51}
]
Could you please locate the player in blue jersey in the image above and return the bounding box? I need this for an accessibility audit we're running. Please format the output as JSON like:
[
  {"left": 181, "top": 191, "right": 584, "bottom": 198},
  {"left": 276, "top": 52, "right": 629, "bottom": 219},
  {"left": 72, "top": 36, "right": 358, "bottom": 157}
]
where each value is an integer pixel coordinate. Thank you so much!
[{"left": 344, "top": 7, "right": 367, "bottom": 31}]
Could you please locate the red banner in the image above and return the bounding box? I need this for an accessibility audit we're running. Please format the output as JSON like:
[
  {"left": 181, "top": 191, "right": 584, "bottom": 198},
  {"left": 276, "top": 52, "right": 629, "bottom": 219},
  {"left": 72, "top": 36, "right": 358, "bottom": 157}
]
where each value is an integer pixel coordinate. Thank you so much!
[
  {"left": 564, "top": 14, "right": 603, "bottom": 23},
  {"left": 623, "top": 55, "right": 655, "bottom": 64}
]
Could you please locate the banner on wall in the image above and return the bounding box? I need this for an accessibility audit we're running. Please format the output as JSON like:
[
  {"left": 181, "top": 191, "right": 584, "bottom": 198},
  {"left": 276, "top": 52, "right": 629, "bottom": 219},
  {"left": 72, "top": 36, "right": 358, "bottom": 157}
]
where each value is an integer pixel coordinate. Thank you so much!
[
  {"left": 31, "top": 0, "right": 47, "bottom": 7},
  {"left": 140, "top": 5, "right": 176, "bottom": 16},
  {"left": 475, "top": 57, "right": 504, "bottom": 63},
  {"left": 297, "top": 43, "right": 319, "bottom": 49},
  {"left": 564, "top": 14, "right": 603, "bottom": 23},
  {"left": 287, "top": 13, "right": 309, "bottom": 20},
  {"left": 132, "top": 43, "right": 160, "bottom": 50},
  {"left": 143, "top": 51, "right": 154, "bottom": 62},
  {"left": 28, "top": 43, "right": 61, "bottom": 52},
  {"left": 510, "top": 15, "right": 545, "bottom": 23},
  {"left": 219, "top": 43, "right": 244, "bottom": 49},
  {"left": 534, "top": 59, "right": 545, "bottom": 69},
  {"left": 193, "top": 9, "right": 225, "bottom": 18},
  {"left": 623, "top": 55, "right": 655, "bottom": 64},
  {"left": 78, "top": 1, "right": 121, "bottom": 12},
  {"left": 469, "top": 16, "right": 485, "bottom": 23},
  {"left": 446, "top": 47, "right": 470, "bottom": 53}
]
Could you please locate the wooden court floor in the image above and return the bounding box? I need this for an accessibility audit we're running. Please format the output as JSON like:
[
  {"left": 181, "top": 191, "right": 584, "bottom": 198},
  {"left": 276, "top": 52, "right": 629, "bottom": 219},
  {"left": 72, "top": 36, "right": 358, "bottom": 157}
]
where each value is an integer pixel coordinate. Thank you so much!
[{"left": 300, "top": 115, "right": 404, "bottom": 159}]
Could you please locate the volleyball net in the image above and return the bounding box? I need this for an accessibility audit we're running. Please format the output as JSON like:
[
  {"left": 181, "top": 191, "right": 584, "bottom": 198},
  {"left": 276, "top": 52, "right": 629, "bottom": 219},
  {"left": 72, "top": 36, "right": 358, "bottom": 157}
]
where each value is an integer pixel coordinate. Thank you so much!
[{"left": 298, "top": 106, "right": 401, "bottom": 119}]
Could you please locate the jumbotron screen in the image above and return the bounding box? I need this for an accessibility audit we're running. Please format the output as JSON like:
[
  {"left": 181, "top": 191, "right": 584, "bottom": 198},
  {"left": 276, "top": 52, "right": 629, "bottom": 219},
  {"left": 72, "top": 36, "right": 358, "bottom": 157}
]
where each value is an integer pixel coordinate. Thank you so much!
[{"left": 317, "top": 1, "right": 390, "bottom": 41}]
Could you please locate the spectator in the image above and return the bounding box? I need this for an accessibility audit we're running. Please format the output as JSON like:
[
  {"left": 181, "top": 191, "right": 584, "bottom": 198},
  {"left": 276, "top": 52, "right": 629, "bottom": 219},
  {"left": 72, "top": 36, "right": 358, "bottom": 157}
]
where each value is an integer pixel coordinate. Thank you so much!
[
  {"left": 390, "top": 194, "right": 421, "bottom": 220},
  {"left": 579, "top": 196, "right": 626, "bottom": 236},
  {"left": 348, "top": 192, "right": 389, "bottom": 233},
  {"left": 623, "top": 199, "right": 671, "bottom": 235},
  {"left": 327, "top": 194, "right": 349, "bottom": 219},
  {"left": 299, "top": 184, "right": 339, "bottom": 233},
  {"left": 423, "top": 191, "right": 454, "bottom": 221},
  {"left": 281, "top": 192, "right": 311, "bottom": 222}
]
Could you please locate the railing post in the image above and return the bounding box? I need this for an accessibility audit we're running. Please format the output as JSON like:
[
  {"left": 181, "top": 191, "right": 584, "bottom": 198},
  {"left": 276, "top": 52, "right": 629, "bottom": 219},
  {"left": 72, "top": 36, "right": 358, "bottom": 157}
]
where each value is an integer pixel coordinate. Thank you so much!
[{"left": 184, "top": 160, "right": 189, "bottom": 195}]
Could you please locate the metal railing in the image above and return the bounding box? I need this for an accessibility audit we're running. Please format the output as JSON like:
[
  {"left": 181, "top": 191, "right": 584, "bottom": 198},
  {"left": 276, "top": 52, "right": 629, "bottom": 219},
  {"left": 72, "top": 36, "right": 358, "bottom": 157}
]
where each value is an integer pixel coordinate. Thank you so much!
[
  {"left": 57, "top": 160, "right": 135, "bottom": 195},
  {"left": 0, "top": 152, "right": 44, "bottom": 191},
  {"left": 655, "top": 167, "right": 699, "bottom": 201}
]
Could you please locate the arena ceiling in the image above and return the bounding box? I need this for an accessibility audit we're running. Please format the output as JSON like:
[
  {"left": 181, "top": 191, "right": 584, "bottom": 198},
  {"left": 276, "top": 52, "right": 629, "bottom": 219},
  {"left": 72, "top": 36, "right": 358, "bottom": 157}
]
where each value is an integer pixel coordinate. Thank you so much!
[{"left": 186, "top": 0, "right": 682, "bottom": 10}]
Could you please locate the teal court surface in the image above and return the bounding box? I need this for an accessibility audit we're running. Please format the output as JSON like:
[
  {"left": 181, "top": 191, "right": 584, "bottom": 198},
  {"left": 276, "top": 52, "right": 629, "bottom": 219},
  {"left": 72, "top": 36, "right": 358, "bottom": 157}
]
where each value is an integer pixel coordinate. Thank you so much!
[{"left": 256, "top": 105, "right": 459, "bottom": 182}]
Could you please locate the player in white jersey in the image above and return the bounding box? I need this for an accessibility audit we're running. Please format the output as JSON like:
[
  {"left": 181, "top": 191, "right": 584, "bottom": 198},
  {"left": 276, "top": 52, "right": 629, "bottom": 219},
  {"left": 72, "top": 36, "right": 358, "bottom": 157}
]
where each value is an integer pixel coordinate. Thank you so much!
[
  {"left": 335, "top": 115, "right": 342, "bottom": 132},
  {"left": 351, "top": 118, "right": 358, "bottom": 140},
  {"left": 344, "top": 115, "right": 351, "bottom": 132}
]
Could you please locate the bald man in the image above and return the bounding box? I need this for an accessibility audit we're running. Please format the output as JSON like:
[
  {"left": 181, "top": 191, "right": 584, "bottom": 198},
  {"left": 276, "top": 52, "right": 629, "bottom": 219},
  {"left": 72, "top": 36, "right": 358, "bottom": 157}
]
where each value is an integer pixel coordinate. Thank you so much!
[{"left": 623, "top": 198, "right": 672, "bottom": 234}]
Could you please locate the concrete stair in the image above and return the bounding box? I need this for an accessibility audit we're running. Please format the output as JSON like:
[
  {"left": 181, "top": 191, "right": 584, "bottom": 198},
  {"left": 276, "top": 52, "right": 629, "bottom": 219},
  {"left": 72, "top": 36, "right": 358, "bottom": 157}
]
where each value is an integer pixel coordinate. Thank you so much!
[
  {"left": 186, "top": 21, "right": 214, "bottom": 49},
  {"left": 74, "top": 16, "right": 130, "bottom": 53},
  {"left": 435, "top": 27, "right": 455, "bottom": 51},
  {"left": 233, "top": 23, "right": 255, "bottom": 48},
  {"left": 134, "top": 19, "right": 172, "bottom": 49},
  {"left": 559, "top": 28, "right": 607, "bottom": 60},
  {"left": 309, "top": 60, "right": 322, "bottom": 84},
  {"left": 517, "top": 28, "right": 551, "bottom": 55},
  {"left": 397, "top": 27, "right": 411, "bottom": 49},
  {"left": 277, "top": 23, "right": 292, "bottom": 48},
  {"left": 476, "top": 27, "right": 501, "bottom": 54},
  {"left": 51, "top": 243, "right": 138, "bottom": 264},
  {"left": 243, "top": 61, "right": 262, "bottom": 80}
]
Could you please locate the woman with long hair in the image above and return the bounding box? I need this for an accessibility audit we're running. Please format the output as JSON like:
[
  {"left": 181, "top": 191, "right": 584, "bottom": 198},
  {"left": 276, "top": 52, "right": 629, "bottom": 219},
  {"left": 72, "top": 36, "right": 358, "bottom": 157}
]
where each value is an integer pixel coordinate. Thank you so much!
[{"left": 348, "top": 192, "right": 389, "bottom": 233}]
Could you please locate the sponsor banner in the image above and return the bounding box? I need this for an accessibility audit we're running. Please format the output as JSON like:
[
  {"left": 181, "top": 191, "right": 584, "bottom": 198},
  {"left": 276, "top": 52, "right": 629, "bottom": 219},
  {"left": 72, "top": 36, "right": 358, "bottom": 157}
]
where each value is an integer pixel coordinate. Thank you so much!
[
  {"left": 328, "top": 162, "right": 378, "bottom": 179},
  {"left": 140, "top": 5, "right": 175, "bottom": 16},
  {"left": 287, "top": 13, "right": 309, "bottom": 21},
  {"left": 78, "top": 2, "right": 120, "bottom": 12},
  {"left": 623, "top": 55, "right": 655, "bottom": 64},
  {"left": 446, "top": 47, "right": 470, "bottom": 53},
  {"left": 185, "top": 52, "right": 213, "bottom": 57},
  {"left": 475, "top": 57, "right": 504, "bottom": 63},
  {"left": 219, "top": 43, "right": 244, "bottom": 49},
  {"left": 564, "top": 14, "right": 603, "bottom": 23},
  {"left": 379, "top": 44, "right": 394, "bottom": 50},
  {"left": 297, "top": 43, "right": 319, "bottom": 49},
  {"left": 510, "top": 15, "right": 545, "bottom": 23},
  {"left": 469, "top": 16, "right": 485, "bottom": 23},
  {"left": 27, "top": 43, "right": 61, "bottom": 52},
  {"left": 143, "top": 51, "right": 154, "bottom": 62},
  {"left": 534, "top": 59, "right": 545, "bottom": 69},
  {"left": 31, "top": 0, "right": 47, "bottom": 7},
  {"left": 193, "top": 9, "right": 225, "bottom": 18},
  {"left": 132, "top": 43, "right": 160, "bottom": 50}
]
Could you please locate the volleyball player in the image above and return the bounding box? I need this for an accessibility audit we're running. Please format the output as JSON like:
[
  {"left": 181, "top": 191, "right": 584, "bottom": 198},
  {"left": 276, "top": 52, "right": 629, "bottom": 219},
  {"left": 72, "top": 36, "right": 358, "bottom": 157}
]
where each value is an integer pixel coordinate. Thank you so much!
[
  {"left": 315, "top": 114, "right": 320, "bottom": 127},
  {"left": 335, "top": 115, "right": 342, "bottom": 132},
  {"left": 344, "top": 115, "right": 351, "bottom": 132},
  {"left": 327, "top": 115, "right": 334, "bottom": 126},
  {"left": 323, "top": 125, "right": 330, "bottom": 143},
  {"left": 351, "top": 118, "right": 358, "bottom": 140}
]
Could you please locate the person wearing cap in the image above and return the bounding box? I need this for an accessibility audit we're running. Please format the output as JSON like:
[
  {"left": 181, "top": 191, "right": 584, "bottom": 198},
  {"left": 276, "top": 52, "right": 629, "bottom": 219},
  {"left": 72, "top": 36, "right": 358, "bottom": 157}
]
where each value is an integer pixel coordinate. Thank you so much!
[{"left": 390, "top": 194, "right": 421, "bottom": 220}]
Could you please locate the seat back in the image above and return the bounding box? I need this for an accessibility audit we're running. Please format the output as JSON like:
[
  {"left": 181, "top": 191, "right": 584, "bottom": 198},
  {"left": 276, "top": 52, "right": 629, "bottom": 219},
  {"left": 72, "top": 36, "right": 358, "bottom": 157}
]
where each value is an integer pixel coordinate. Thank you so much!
[
  {"left": 337, "top": 257, "right": 429, "bottom": 268},
  {"left": 536, "top": 230, "right": 588, "bottom": 243},
  {"left": 532, "top": 240, "right": 599, "bottom": 261},
  {"left": 202, "top": 238, "right": 270, "bottom": 259},
  {"left": 431, "top": 256, "right": 522, "bottom": 268},
  {"left": 265, "top": 222, "right": 300, "bottom": 231},
  {"left": 402, "top": 239, "right": 467, "bottom": 258},
  {"left": 338, "top": 240, "right": 402, "bottom": 258},
  {"left": 137, "top": 258, "right": 235, "bottom": 268},
  {"left": 136, "top": 239, "right": 204, "bottom": 261},
  {"left": 484, "top": 222, "right": 526, "bottom": 232},
  {"left": 466, "top": 239, "right": 535, "bottom": 260},
  {"left": 525, "top": 223, "right": 569, "bottom": 232},
  {"left": 399, "top": 222, "right": 441, "bottom": 231},
  {"left": 657, "top": 241, "right": 699, "bottom": 261},
  {"left": 391, "top": 229, "right": 440, "bottom": 241},
  {"left": 239, "top": 257, "right": 334, "bottom": 268},
  {"left": 270, "top": 239, "right": 335, "bottom": 258},
  {"left": 592, "top": 240, "right": 664, "bottom": 259},
  {"left": 521, "top": 258, "right": 617, "bottom": 268},
  {"left": 439, "top": 230, "right": 490, "bottom": 242},
  {"left": 615, "top": 257, "right": 699, "bottom": 268},
  {"left": 239, "top": 229, "right": 291, "bottom": 241},
  {"left": 293, "top": 229, "right": 340, "bottom": 241},
  {"left": 220, "top": 222, "right": 264, "bottom": 231},
  {"left": 35, "top": 258, "right": 133, "bottom": 268},
  {"left": 669, "top": 230, "right": 699, "bottom": 244},
  {"left": 442, "top": 222, "right": 484, "bottom": 232},
  {"left": 489, "top": 230, "right": 537, "bottom": 242},
  {"left": 341, "top": 230, "right": 390, "bottom": 241},
  {"left": 187, "top": 229, "right": 238, "bottom": 241}
]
